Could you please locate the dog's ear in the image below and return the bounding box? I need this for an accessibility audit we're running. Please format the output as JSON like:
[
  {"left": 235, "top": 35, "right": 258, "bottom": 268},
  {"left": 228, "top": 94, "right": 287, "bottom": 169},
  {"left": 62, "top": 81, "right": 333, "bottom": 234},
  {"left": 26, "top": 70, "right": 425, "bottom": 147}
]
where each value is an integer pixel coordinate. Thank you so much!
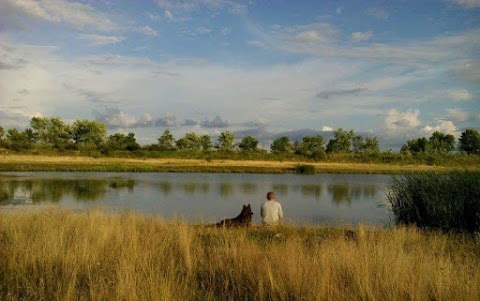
[
  {"left": 243, "top": 204, "right": 246, "bottom": 208},
  {"left": 247, "top": 203, "right": 251, "bottom": 208}
]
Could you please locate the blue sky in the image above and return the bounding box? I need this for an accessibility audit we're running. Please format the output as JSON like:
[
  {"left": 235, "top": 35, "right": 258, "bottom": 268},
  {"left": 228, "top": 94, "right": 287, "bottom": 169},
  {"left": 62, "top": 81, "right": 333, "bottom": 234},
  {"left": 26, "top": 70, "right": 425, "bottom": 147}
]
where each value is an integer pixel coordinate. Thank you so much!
[{"left": 0, "top": 0, "right": 479, "bottom": 148}]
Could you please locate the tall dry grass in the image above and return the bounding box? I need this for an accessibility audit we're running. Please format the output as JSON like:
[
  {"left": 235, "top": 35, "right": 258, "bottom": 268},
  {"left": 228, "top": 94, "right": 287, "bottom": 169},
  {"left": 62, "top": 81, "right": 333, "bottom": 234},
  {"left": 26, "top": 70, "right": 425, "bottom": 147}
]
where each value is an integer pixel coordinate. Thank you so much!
[{"left": 0, "top": 210, "right": 479, "bottom": 301}]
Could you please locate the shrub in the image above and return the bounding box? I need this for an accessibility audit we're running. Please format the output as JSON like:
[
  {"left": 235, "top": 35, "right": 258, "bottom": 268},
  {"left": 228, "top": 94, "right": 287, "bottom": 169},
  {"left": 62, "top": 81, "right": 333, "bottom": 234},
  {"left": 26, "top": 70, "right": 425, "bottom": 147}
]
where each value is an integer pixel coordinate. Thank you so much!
[
  {"left": 294, "top": 164, "right": 316, "bottom": 174},
  {"left": 388, "top": 171, "right": 480, "bottom": 233}
]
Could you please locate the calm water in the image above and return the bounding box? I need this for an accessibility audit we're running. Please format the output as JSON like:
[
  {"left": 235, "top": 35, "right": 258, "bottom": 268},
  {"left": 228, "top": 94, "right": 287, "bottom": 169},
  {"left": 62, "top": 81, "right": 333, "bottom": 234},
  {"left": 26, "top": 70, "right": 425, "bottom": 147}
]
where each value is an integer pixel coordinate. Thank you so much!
[{"left": 0, "top": 172, "right": 392, "bottom": 225}]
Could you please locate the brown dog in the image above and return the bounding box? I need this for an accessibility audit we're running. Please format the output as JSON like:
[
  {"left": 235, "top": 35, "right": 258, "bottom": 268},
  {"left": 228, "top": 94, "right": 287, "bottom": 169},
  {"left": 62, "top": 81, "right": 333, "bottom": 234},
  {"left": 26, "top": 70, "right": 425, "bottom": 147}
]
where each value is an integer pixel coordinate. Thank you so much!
[{"left": 216, "top": 204, "right": 253, "bottom": 227}]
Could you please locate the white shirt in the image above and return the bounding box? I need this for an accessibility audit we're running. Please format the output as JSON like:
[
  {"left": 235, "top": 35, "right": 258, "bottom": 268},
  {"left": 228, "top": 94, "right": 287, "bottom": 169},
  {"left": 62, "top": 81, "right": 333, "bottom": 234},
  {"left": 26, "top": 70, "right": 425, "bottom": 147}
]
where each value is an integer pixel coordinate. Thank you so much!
[{"left": 260, "top": 200, "right": 283, "bottom": 226}]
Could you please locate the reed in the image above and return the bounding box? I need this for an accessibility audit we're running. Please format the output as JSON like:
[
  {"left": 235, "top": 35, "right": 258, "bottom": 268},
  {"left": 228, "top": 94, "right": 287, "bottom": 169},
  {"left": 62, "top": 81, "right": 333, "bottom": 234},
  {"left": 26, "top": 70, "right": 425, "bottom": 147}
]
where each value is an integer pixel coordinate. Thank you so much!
[
  {"left": 388, "top": 170, "right": 480, "bottom": 232},
  {"left": 1, "top": 209, "right": 479, "bottom": 301}
]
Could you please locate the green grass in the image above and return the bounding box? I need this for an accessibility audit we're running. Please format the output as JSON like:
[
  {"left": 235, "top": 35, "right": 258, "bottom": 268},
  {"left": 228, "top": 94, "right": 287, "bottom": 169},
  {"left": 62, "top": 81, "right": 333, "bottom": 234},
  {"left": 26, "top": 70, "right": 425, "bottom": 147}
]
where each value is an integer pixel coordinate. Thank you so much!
[{"left": 388, "top": 170, "right": 480, "bottom": 232}]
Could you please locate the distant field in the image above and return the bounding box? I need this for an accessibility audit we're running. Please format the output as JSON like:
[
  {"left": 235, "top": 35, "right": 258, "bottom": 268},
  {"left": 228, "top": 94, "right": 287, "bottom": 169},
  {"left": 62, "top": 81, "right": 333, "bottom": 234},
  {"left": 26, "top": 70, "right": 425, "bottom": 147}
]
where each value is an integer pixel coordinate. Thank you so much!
[
  {"left": 1, "top": 210, "right": 479, "bottom": 301},
  {"left": 0, "top": 154, "right": 473, "bottom": 174}
]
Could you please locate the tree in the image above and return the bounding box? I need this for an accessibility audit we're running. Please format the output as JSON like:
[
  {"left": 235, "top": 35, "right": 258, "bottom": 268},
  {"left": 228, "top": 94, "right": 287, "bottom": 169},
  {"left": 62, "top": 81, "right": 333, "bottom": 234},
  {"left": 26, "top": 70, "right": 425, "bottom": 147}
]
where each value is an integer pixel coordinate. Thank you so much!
[
  {"left": 326, "top": 129, "right": 355, "bottom": 153},
  {"left": 238, "top": 135, "right": 259, "bottom": 151},
  {"left": 107, "top": 132, "right": 140, "bottom": 151},
  {"left": 352, "top": 135, "right": 379, "bottom": 154},
  {"left": 176, "top": 132, "right": 201, "bottom": 151},
  {"left": 294, "top": 135, "right": 324, "bottom": 156},
  {"left": 200, "top": 135, "right": 213, "bottom": 152},
  {"left": 5, "top": 128, "right": 34, "bottom": 151},
  {"left": 0, "top": 126, "right": 5, "bottom": 146},
  {"left": 459, "top": 128, "right": 480, "bottom": 154},
  {"left": 429, "top": 131, "right": 455, "bottom": 153},
  {"left": 403, "top": 137, "right": 429, "bottom": 154},
  {"left": 157, "top": 130, "right": 176, "bottom": 151},
  {"left": 30, "top": 117, "right": 71, "bottom": 149},
  {"left": 271, "top": 136, "right": 292, "bottom": 153},
  {"left": 217, "top": 130, "right": 235, "bottom": 152},
  {"left": 71, "top": 120, "right": 107, "bottom": 147}
]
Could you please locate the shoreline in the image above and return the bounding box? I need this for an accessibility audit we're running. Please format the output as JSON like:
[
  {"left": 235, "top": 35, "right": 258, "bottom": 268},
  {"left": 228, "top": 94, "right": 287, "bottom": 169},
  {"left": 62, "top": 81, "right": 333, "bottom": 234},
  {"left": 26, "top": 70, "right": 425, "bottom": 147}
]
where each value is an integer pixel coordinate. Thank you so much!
[{"left": 0, "top": 154, "right": 472, "bottom": 174}]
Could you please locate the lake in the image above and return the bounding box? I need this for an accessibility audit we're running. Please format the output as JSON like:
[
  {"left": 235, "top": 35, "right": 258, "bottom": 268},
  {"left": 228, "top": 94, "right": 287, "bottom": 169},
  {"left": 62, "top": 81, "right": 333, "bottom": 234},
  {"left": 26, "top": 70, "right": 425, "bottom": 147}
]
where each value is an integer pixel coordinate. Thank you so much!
[{"left": 0, "top": 172, "right": 392, "bottom": 225}]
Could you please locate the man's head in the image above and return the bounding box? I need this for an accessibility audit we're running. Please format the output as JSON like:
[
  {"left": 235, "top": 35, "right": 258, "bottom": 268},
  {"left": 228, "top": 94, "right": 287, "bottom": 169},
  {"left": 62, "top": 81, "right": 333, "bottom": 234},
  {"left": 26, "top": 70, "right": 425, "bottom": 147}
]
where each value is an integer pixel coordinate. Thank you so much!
[{"left": 266, "top": 191, "right": 275, "bottom": 201}]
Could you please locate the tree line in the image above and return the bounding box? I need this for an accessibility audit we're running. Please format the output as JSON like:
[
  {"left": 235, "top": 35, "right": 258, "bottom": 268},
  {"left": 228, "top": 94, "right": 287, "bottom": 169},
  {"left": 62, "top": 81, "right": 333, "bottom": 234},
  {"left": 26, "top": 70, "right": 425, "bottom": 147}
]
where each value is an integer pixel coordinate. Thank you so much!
[{"left": 0, "top": 117, "right": 479, "bottom": 157}]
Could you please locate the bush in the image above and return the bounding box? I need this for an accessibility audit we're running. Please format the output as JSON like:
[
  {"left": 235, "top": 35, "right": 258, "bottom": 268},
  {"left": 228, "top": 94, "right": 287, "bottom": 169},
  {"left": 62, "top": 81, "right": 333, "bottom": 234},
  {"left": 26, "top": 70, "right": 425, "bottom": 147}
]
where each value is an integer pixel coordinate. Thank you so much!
[
  {"left": 388, "top": 171, "right": 480, "bottom": 233},
  {"left": 294, "top": 164, "right": 316, "bottom": 174}
]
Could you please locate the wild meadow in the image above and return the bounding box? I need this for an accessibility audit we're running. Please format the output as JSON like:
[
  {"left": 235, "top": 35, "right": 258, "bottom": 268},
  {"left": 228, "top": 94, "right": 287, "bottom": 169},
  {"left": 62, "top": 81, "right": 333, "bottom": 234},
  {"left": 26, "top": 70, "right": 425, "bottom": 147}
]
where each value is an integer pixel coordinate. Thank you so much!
[{"left": 1, "top": 209, "right": 479, "bottom": 301}]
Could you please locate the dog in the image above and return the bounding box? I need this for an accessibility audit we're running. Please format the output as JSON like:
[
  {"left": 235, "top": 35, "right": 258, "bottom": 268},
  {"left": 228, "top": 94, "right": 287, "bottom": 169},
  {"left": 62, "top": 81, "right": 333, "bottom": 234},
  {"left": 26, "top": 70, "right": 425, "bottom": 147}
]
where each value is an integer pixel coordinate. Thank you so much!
[{"left": 215, "top": 204, "right": 253, "bottom": 227}]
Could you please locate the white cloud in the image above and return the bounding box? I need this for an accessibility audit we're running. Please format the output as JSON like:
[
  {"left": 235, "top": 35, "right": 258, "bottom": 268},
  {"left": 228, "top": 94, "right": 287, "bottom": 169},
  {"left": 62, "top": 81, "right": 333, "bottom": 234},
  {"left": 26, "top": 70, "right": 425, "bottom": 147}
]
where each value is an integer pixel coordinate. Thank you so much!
[
  {"left": 322, "top": 126, "right": 334, "bottom": 132},
  {"left": 155, "top": 0, "right": 246, "bottom": 15},
  {"left": 2, "top": 0, "right": 118, "bottom": 31},
  {"left": 384, "top": 109, "right": 421, "bottom": 131},
  {"left": 247, "top": 20, "right": 480, "bottom": 62},
  {"left": 148, "top": 13, "right": 161, "bottom": 21},
  {"left": 366, "top": 7, "right": 389, "bottom": 20},
  {"left": 421, "top": 119, "right": 460, "bottom": 137},
  {"left": 448, "top": 89, "right": 472, "bottom": 101},
  {"left": 137, "top": 25, "right": 158, "bottom": 36},
  {"left": 79, "top": 34, "right": 125, "bottom": 46},
  {"left": 164, "top": 9, "right": 174, "bottom": 20},
  {"left": 451, "top": 0, "right": 480, "bottom": 8},
  {"left": 295, "top": 30, "right": 325, "bottom": 43},
  {"left": 220, "top": 26, "right": 231, "bottom": 36},
  {"left": 351, "top": 31, "right": 373, "bottom": 42},
  {"left": 445, "top": 108, "right": 472, "bottom": 121},
  {"left": 94, "top": 108, "right": 154, "bottom": 129}
]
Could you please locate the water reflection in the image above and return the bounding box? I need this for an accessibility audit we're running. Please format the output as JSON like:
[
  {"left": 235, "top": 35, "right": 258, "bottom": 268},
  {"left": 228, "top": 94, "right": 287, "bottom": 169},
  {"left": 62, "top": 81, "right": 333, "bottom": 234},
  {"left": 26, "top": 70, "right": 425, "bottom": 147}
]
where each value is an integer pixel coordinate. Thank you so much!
[
  {"left": 241, "top": 183, "right": 257, "bottom": 195},
  {"left": 0, "top": 178, "right": 136, "bottom": 205},
  {"left": 218, "top": 183, "right": 234, "bottom": 198},
  {"left": 327, "top": 184, "right": 377, "bottom": 206},
  {"left": 0, "top": 172, "right": 390, "bottom": 225},
  {"left": 272, "top": 184, "right": 288, "bottom": 196},
  {"left": 300, "top": 185, "right": 323, "bottom": 200}
]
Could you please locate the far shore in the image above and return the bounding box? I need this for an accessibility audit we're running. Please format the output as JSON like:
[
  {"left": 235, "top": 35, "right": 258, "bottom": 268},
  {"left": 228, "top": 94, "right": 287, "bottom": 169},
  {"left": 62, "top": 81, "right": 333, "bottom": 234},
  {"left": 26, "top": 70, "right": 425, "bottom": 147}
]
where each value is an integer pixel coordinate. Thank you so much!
[{"left": 0, "top": 154, "right": 474, "bottom": 174}]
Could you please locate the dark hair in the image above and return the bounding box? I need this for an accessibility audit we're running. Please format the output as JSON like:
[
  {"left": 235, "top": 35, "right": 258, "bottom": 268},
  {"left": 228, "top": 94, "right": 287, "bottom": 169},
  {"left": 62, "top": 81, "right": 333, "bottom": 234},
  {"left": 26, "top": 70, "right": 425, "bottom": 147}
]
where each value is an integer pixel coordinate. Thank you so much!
[{"left": 266, "top": 191, "right": 275, "bottom": 200}]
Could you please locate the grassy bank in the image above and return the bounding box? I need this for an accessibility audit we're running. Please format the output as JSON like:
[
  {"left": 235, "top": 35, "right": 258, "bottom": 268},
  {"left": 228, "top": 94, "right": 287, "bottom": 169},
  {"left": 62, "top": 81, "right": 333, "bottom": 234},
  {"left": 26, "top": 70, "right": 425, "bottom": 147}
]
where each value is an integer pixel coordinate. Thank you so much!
[
  {"left": 0, "top": 154, "right": 473, "bottom": 174},
  {"left": 0, "top": 210, "right": 479, "bottom": 301}
]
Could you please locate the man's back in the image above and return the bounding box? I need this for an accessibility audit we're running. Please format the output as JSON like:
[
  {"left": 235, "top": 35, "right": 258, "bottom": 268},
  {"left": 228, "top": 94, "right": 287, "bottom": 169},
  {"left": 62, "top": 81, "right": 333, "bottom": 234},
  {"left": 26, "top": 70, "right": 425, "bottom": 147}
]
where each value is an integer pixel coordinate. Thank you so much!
[{"left": 260, "top": 200, "right": 283, "bottom": 226}]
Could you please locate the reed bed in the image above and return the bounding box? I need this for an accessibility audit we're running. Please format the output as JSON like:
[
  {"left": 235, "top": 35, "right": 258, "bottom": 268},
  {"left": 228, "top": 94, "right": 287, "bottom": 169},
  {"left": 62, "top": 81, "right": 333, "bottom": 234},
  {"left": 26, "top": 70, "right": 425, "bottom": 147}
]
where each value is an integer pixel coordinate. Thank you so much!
[
  {"left": 1, "top": 209, "right": 479, "bottom": 301},
  {"left": 388, "top": 170, "right": 480, "bottom": 232}
]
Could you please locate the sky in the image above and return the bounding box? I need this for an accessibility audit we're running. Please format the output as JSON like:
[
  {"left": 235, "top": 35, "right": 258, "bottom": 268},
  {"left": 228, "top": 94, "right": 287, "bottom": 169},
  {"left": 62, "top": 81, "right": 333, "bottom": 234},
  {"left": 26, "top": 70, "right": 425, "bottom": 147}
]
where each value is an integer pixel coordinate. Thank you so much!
[{"left": 0, "top": 0, "right": 479, "bottom": 149}]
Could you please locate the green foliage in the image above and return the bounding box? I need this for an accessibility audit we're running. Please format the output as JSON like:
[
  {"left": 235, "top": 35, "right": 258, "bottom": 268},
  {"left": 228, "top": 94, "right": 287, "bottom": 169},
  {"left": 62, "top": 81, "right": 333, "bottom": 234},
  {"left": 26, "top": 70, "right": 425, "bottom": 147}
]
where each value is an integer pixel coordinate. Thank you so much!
[
  {"left": 71, "top": 120, "right": 106, "bottom": 147},
  {"left": 238, "top": 135, "right": 259, "bottom": 152},
  {"left": 428, "top": 131, "right": 455, "bottom": 153},
  {"left": 294, "top": 135, "right": 324, "bottom": 157},
  {"left": 352, "top": 136, "right": 380, "bottom": 154},
  {"left": 30, "top": 117, "right": 72, "bottom": 149},
  {"left": 158, "top": 130, "right": 176, "bottom": 151},
  {"left": 217, "top": 130, "right": 235, "bottom": 152},
  {"left": 459, "top": 128, "right": 480, "bottom": 155},
  {"left": 403, "top": 137, "right": 429, "bottom": 154},
  {"left": 270, "top": 136, "right": 292, "bottom": 153},
  {"left": 5, "top": 128, "right": 35, "bottom": 151},
  {"left": 326, "top": 129, "right": 354, "bottom": 153},
  {"left": 0, "top": 125, "right": 5, "bottom": 145},
  {"left": 388, "top": 171, "right": 480, "bottom": 233},
  {"left": 200, "top": 135, "right": 213, "bottom": 152},
  {"left": 107, "top": 132, "right": 140, "bottom": 151},
  {"left": 176, "top": 132, "right": 201, "bottom": 151}
]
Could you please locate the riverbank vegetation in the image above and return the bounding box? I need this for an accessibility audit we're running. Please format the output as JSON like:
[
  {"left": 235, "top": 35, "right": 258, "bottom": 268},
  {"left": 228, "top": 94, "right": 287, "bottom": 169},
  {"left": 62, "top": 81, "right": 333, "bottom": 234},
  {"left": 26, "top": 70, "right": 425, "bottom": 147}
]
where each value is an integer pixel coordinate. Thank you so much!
[
  {"left": 0, "top": 117, "right": 479, "bottom": 169},
  {"left": 0, "top": 155, "right": 472, "bottom": 174},
  {"left": 1, "top": 210, "right": 479, "bottom": 301},
  {"left": 388, "top": 170, "right": 480, "bottom": 233}
]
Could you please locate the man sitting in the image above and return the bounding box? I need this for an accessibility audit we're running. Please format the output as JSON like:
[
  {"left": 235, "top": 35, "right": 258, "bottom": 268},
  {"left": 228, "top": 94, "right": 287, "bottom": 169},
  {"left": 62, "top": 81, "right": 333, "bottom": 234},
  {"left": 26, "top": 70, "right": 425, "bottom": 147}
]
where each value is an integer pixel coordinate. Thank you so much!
[{"left": 260, "top": 191, "right": 283, "bottom": 226}]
